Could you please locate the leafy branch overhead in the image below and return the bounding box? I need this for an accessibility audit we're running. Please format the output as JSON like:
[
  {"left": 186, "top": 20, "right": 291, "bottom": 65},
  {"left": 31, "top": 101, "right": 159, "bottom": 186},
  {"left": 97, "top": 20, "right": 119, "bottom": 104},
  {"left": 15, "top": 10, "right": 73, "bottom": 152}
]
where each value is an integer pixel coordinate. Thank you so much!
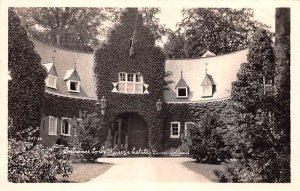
[
  {"left": 14, "top": 7, "right": 168, "bottom": 51},
  {"left": 164, "top": 8, "right": 271, "bottom": 58}
]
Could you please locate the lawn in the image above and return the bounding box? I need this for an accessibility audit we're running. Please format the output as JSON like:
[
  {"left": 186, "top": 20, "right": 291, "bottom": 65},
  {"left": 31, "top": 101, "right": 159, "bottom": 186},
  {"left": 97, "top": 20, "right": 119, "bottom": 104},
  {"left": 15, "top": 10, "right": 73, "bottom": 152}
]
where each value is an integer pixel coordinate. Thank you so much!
[
  {"left": 58, "top": 161, "right": 113, "bottom": 183},
  {"left": 183, "top": 160, "right": 225, "bottom": 182}
]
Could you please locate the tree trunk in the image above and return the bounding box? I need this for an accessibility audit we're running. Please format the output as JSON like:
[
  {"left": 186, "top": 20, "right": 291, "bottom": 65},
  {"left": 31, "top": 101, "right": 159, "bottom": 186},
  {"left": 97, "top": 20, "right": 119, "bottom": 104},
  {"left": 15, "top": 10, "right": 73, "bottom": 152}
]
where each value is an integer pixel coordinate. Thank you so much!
[{"left": 56, "top": 33, "right": 62, "bottom": 47}]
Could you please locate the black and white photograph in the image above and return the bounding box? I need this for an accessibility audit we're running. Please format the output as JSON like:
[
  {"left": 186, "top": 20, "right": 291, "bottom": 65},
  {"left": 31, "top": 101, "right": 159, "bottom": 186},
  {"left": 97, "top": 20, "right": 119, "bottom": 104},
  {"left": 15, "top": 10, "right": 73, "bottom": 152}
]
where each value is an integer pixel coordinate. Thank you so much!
[{"left": 1, "top": 0, "right": 299, "bottom": 190}]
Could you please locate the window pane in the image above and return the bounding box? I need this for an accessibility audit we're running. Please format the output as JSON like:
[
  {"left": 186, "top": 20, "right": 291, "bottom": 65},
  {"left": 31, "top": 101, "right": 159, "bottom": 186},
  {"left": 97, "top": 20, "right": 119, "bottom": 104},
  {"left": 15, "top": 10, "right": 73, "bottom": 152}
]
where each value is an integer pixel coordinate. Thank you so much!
[
  {"left": 136, "top": 73, "right": 141, "bottom": 82},
  {"left": 119, "top": 73, "right": 126, "bottom": 81},
  {"left": 49, "top": 117, "right": 56, "bottom": 134},
  {"left": 70, "top": 82, "right": 77, "bottom": 91},
  {"left": 127, "top": 73, "right": 134, "bottom": 82},
  {"left": 48, "top": 76, "right": 56, "bottom": 87},
  {"left": 178, "top": 88, "right": 187, "bottom": 97}
]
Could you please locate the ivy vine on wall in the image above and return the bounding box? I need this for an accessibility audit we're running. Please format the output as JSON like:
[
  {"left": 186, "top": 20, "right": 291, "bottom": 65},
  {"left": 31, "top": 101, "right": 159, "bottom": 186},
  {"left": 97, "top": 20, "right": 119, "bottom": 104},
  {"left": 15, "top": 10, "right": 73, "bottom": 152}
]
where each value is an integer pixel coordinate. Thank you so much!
[{"left": 94, "top": 8, "right": 166, "bottom": 151}]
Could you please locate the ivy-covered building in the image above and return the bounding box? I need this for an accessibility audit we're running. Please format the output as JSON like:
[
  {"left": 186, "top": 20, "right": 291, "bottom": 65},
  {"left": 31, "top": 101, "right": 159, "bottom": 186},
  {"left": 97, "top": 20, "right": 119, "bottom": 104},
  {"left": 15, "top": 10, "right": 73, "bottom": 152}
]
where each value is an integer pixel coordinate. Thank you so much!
[{"left": 32, "top": 8, "right": 248, "bottom": 151}]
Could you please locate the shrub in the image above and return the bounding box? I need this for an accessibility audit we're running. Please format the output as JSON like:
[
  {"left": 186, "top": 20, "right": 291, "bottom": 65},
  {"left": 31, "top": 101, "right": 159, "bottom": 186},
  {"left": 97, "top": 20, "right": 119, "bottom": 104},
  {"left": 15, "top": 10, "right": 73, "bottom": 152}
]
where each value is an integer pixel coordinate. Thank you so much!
[
  {"left": 71, "top": 111, "right": 106, "bottom": 162},
  {"left": 188, "top": 113, "right": 230, "bottom": 164},
  {"left": 8, "top": 138, "right": 73, "bottom": 183}
]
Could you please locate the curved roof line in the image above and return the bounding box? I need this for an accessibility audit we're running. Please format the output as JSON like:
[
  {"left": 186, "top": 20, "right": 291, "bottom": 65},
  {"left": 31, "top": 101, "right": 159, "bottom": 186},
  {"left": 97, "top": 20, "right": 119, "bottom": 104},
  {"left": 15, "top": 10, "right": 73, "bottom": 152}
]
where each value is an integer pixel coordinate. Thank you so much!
[
  {"left": 166, "top": 48, "right": 248, "bottom": 61},
  {"left": 30, "top": 37, "right": 94, "bottom": 55}
]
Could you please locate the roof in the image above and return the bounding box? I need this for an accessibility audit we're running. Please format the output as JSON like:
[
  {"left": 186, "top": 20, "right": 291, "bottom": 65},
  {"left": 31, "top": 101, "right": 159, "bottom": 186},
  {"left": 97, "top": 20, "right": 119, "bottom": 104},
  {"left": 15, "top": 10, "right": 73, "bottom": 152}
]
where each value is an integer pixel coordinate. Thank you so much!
[
  {"left": 175, "top": 71, "right": 189, "bottom": 88},
  {"left": 201, "top": 50, "right": 216, "bottom": 58},
  {"left": 164, "top": 49, "right": 248, "bottom": 102},
  {"left": 32, "top": 39, "right": 97, "bottom": 100},
  {"left": 64, "top": 69, "right": 81, "bottom": 81},
  {"left": 175, "top": 78, "right": 189, "bottom": 88},
  {"left": 43, "top": 62, "right": 58, "bottom": 76},
  {"left": 201, "top": 74, "right": 215, "bottom": 86}
]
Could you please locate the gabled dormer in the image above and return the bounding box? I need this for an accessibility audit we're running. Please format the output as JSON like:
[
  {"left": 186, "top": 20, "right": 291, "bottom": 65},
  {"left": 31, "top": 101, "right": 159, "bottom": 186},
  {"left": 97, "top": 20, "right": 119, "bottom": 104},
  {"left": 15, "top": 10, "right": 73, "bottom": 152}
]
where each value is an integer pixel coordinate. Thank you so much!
[
  {"left": 201, "top": 50, "right": 216, "bottom": 58},
  {"left": 175, "top": 71, "right": 189, "bottom": 98},
  {"left": 64, "top": 64, "right": 81, "bottom": 93},
  {"left": 43, "top": 62, "right": 58, "bottom": 89},
  {"left": 201, "top": 65, "right": 215, "bottom": 98}
]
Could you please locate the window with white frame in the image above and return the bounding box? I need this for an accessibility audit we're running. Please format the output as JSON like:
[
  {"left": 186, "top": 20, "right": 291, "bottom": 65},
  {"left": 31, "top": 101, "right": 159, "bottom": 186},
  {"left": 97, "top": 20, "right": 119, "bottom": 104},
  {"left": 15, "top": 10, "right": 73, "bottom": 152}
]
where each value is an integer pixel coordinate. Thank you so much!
[
  {"left": 170, "top": 122, "right": 180, "bottom": 138},
  {"left": 48, "top": 116, "right": 57, "bottom": 135},
  {"left": 184, "top": 122, "right": 194, "bottom": 137},
  {"left": 46, "top": 75, "right": 57, "bottom": 89},
  {"left": 177, "top": 87, "right": 188, "bottom": 98},
  {"left": 67, "top": 80, "right": 80, "bottom": 92},
  {"left": 118, "top": 72, "right": 144, "bottom": 94},
  {"left": 61, "top": 118, "right": 71, "bottom": 136}
]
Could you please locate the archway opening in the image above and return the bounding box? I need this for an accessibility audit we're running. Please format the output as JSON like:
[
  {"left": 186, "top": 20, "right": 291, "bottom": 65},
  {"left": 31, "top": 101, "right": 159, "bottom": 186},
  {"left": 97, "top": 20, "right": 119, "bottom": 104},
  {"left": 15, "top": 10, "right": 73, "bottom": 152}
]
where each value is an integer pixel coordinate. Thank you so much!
[{"left": 110, "top": 112, "right": 149, "bottom": 151}]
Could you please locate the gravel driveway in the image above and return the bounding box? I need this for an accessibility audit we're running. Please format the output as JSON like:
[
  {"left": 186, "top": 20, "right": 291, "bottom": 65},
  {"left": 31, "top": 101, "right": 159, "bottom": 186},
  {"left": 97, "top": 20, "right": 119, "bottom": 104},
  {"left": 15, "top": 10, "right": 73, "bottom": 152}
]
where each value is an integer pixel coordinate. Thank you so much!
[{"left": 88, "top": 157, "right": 211, "bottom": 182}]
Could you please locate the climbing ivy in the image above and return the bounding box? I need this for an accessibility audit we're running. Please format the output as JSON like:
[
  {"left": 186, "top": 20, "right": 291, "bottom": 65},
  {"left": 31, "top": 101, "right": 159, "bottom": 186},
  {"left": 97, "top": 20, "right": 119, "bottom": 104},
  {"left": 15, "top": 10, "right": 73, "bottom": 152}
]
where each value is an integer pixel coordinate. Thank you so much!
[
  {"left": 94, "top": 8, "right": 165, "bottom": 151},
  {"left": 8, "top": 8, "right": 47, "bottom": 141}
]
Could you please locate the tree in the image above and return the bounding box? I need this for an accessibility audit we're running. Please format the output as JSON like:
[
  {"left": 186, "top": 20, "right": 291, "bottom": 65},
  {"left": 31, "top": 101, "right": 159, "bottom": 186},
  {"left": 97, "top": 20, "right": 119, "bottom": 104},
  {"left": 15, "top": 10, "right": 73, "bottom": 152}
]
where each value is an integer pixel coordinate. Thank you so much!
[
  {"left": 72, "top": 111, "right": 107, "bottom": 162},
  {"left": 273, "top": 8, "right": 290, "bottom": 182},
  {"left": 14, "top": 7, "right": 110, "bottom": 51},
  {"left": 188, "top": 113, "right": 229, "bottom": 164},
  {"left": 164, "top": 8, "right": 269, "bottom": 58},
  {"left": 8, "top": 8, "right": 47, "bottom": 141},
  {"left": 218, "top": 26, "right": 291, "bottom": 182},
  {"left": 163, "top": 28, "right": 187, "bottom": 58}
]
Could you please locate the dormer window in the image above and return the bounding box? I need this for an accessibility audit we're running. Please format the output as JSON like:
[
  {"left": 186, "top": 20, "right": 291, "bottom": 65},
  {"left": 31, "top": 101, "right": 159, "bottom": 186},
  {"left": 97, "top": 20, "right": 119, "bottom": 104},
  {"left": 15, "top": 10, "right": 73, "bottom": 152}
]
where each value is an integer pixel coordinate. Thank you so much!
[
  {"left": 175, "top": 71, "right": 189, "bottom": 99},
  {"left": 177, "top": 87, "right": 188, "bottom": 98},
  {"left": 68, "top": 80, "right": 80, "bottom": 92},
  {"left": 46, "top": 75, "right": 57, "bottom": 89},
  {"left": 43, "top": 62, "right": 58, "bottom": 89},
  {"left": 64, "top": 65, "right": 81, "bottom": 93},
  {"left": 201, "top": 65, "right": 216, "bottom": 98}
]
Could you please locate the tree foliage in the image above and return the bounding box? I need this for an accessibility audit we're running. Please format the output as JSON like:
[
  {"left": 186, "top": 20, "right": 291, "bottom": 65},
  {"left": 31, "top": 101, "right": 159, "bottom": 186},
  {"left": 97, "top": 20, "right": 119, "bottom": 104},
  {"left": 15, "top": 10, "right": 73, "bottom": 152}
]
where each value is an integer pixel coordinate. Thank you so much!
[
  {"left": 73, "top": 111, "right": 107, "bottom": 162},
  {"left": 8, "top": 8, "right": 47, "bottom": 141},
  {"left": 14, "top": 7, "right": 110, "bottom": 51},
  {"left": 14, "top": 7, "right": 167, "bottom": 51},
  {"left": 188, "top": 113, "right": 230, "bottom": 164},
  {"left": 164, "top": 8, "right": 269, "bottom": 58},
  {"left": 8, "top": 137, "right": 72, "bottom": 182},
  {"left": 218, "top": 26, "right": 290, "bottom": 182}
]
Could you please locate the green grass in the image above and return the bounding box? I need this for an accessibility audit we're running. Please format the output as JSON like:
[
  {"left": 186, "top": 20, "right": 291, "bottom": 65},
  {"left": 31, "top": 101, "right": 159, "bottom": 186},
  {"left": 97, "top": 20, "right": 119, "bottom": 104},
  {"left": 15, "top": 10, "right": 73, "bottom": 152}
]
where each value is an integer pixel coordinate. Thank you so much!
[
  {"left": 183, "top": 160, "right": 225, "bottom": 182},
  {"left": 58, "top": 162, "right": 113, "bottom": 183}
]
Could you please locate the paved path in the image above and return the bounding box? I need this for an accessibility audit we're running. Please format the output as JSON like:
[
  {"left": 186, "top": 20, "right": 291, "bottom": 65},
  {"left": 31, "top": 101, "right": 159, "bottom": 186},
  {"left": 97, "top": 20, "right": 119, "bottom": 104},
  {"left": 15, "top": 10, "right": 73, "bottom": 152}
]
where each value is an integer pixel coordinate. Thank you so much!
[{"left": 88, "top": 157, "right": 211, "bottom": 182}]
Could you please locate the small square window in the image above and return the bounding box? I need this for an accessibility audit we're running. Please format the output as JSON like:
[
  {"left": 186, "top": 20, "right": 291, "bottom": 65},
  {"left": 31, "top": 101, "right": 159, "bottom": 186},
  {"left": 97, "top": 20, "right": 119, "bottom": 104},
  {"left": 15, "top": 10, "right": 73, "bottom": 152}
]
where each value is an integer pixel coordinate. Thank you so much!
[
  {"left": 68, "top": 81, "right": 80, "bottom": 92},
  {"left": 127, "top": 73, "right": 134, "bottom": 82},
  {"left": 46, "top": 75, "right": 57, "bottom": 89},
  {"left": 177, "top": 87, "right": 188, "bottom": 98}
]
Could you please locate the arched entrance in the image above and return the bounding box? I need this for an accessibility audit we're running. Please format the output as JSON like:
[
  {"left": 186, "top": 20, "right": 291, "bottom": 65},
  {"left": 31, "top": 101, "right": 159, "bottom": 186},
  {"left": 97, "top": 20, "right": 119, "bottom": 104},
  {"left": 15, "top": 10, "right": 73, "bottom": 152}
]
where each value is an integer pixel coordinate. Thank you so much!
[{"left": 110, "top": 112, "right": 149, "bottom": 151}]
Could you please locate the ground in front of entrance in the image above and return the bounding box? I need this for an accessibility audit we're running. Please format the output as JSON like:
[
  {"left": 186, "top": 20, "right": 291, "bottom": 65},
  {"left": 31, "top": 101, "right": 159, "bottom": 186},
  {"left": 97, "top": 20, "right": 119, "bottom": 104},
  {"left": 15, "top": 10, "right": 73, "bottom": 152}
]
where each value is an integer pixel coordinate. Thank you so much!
[{"left": 88, "top": 157, "right": 222, "bottom": 182}]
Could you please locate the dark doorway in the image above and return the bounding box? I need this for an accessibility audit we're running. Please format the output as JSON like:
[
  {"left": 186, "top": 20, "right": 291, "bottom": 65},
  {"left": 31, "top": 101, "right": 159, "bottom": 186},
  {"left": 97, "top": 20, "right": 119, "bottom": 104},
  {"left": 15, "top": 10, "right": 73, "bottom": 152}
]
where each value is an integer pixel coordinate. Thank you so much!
[{"left": 110, "top": 112, "right": 149, "bottom": 151}]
